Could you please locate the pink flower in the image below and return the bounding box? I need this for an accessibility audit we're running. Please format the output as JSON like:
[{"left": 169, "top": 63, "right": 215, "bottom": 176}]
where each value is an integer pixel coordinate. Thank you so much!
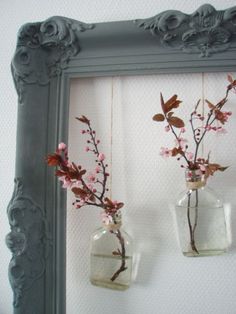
[
  {"left": 59, "top": 176, "right": 72, "bottom": 188},
  {"left": 85, "top": 146, "right": 90, "bottom": 152},
  {"left": 186, "top": 152, "right": 194, "bottom": 160},
  {"left": 87, "top": 183, "right": 94, "bottom": 190},
  {"left": 100, "top": 211, "right": 113, "bottom": 225},
  {"left": 216, "top": 127, "right": 227, "bottom": 134},
  {"left": 73, "top": 180, "right": 82, "bottom": 188},
  {"left": 175, "top": 137, "right": 188, "bottom": 148},
  {"left": 199, "top": 164, "right": 206, "bottom": 172},
  {"left": 87, "top": 173, "right": 96, "bottom": 183},
  {"left": 95, "top": 165, "right": 101, "bottom": 173},
  {"left": 98, "top": 153, "right": 105, "bottom": 161},
  {"left": 205, "top": 125, "right": 212, "bottom": 131},
  {"left": 160, "top": 147, "right": 172, "bottom": 158},
  {"left": 81, "top": 130, "right": 86, "bottom": 134},
  {"left": 165, "top": 125, "right": 170, "bottom": 132},
  {"left": 180, "top": 127, "right": 186, "bottom": 133},
  {"left": 58, "top": 142, "right": 67, "bottom": 151}
]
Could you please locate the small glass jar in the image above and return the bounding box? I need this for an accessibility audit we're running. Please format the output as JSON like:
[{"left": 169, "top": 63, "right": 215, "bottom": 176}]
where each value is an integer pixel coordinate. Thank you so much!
[
  {"left": 90, "top": 212, "right": 133, "bottom": 290},
  {"left": 175, "top": 169, "right": 229, "bottom": 257}
]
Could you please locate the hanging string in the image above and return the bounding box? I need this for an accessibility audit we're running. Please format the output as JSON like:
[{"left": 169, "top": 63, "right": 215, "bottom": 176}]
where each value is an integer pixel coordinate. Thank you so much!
[
  {"left": 201, "top": 72, "right": 205, "bottom": 157},
  {"left": 110, "top": 77, "right": 114, "bottom": 199}
]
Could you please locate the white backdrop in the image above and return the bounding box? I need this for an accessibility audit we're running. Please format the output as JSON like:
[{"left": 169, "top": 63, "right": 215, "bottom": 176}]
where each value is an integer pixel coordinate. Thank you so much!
[{"left": 1, "top": 1, "right": 236, "bottom": 314}]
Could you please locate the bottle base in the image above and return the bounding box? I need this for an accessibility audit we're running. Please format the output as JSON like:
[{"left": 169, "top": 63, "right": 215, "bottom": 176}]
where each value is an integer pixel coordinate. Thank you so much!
[
  {"left": 90, "top": 278, "right": 130, "bottom": 291},
  {"left": 182, "top": 249, "right": 227, "bottom": 257}
]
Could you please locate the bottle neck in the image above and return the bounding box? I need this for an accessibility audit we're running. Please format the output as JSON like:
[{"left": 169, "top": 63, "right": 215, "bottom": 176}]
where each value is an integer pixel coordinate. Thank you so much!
[
  {"left": 185, "top": 169, "right": 206, "bottom": 190},
  {"left": 102, "top": 210, "right": 122, "bottom": 231},
  {"left": 103, "top": 221, "right": 122, "bottom": 231}
]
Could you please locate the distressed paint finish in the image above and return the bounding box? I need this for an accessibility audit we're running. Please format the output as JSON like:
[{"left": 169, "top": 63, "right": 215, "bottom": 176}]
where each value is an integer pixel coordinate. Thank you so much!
[
  {"left": 6, "top": 179, "right": 50, "bottom": 310},
  {"left": 7, "top": 4, "right": 236, "bottom": 314},
  {"left": 136, "top": 4, "right": 236, "bottom": 57}
]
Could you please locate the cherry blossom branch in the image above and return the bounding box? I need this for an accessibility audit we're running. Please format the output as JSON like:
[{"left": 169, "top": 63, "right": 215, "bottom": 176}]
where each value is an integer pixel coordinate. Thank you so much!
[{"left": 46, "top": 115, "right": 127, "bottom": 283}]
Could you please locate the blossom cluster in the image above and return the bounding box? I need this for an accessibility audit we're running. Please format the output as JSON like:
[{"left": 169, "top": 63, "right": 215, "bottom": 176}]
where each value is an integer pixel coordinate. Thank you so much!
[
  {"left": 46, "top": 115, "right": 124, "bottom": 225},
  {"left": 153, "top": 75, "right": 236, "bottom": 178}
]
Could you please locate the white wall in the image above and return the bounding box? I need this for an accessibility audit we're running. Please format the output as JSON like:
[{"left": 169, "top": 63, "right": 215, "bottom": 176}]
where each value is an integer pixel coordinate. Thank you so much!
[{"left": 1, "top": 1, "right": 236, "bottom": 314}]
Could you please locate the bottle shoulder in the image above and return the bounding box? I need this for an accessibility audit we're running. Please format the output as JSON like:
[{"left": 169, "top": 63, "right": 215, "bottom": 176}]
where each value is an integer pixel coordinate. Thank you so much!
[
  {"left": 176, "top": 185, "right": 223, "bottom": 207},
  {"left": 91, "top": 226, "right": 133, "bottom": 243}
]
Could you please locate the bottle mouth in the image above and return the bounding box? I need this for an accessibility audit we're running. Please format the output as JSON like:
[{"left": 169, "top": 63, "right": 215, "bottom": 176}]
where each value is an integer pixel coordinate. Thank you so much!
[
  {"left": 103, "top": 222, "right": 122, "bottom": 231},
  {"left": 186, "top": 180, "right": 206, "bottom": 190},
  {"left": 185, "top": 169, "right": 206, "bottom": 189}
]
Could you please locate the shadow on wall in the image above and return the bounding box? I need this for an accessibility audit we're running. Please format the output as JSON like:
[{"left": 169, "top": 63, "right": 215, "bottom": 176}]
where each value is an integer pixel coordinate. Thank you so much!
[{"left": 126, "top": 203, "right": 176, "bottom": 286}]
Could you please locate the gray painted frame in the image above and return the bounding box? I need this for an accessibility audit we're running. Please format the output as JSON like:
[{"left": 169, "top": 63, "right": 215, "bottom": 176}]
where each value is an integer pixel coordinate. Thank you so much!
[{"left": 6, "top": 3, "right": 236, "bottom": 314}]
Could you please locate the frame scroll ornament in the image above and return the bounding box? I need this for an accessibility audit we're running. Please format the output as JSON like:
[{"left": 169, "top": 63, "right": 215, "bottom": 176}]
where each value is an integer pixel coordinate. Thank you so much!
[
  {"left": 7, "top": 4, "right": 236, "bottom": 314},
  {"left": 135, "top": 4, "right": 236, "bottom": 57}
]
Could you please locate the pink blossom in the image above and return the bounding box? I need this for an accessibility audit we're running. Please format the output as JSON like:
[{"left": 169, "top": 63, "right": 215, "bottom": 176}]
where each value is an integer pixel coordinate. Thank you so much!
[
  {"left": 73, "top": 180, "right": 82, "bottom": 188},
  {"left": 87, "top": 173, "right": 96, "bottom": 183},
  {"left": 59, "top": 176, "right": 72, "bottom": 188},
  {"left": 199, "top": 164, "right": 206, "bottom": 172},
  {"left": 95, "top": 165, "right": 101, "bottom": 173},
  {"left": 58, "top": 142, "right": 67, "bottom": 151},
  {"left": 85, "top": 146, "right": 90, "bottom": 152},
  {"left": 98, "top": 153, "right": 105, "bottom": 161},
  {"left": 195, "top": 169, "right": 203, "bottom": 176},
  {"left": 186, "top": 152, "right": 194, "bottom": 160},
  {"left": 74, "top": 199, "right": 85, "bottom": 209},
  {"left": 164, "top": 125, "right": 170, "bottom": 132},
  {"left": 216, "top": 127, "right": 227, "bottom": 134},
  {"left": 100, "top": 211, "right": 113, "bottom": 225},
  {"left": 160, "top": 147, "right": 172, "bottom": 158},
  {"left": 175, "top": 137, "right": 188, "bottom": 148},
  {"left": 87, "top": 183, "right": 94, "bottom": 190},
  {"left": 81, "top": 130, "right": 86, "bottom": 134},
  {"left": 180, "top": 127, "right": 186, "bottom": 133},
  {"left": 205, "top": 125, "right": 212, "bottom": 131}
]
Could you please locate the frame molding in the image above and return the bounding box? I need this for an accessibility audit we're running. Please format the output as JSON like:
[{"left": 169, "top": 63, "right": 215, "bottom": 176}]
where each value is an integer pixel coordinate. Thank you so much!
[{"left": 7, "top": 3, "right": 236, "bottom": 313}]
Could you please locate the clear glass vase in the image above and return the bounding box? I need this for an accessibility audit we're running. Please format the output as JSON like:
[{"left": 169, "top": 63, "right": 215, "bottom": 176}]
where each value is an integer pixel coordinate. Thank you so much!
[
  {"left": 175, "top": 170, "right": 229, "bottom": 257},
  {"left": 90, "top": 213, "right": 133, "bottom": 290}
]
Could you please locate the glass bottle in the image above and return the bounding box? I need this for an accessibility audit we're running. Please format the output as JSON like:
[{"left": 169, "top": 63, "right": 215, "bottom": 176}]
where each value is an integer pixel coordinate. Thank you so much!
[
  {"left": 175, "top": 169, "right": 229, "bottom": 257},
  {"left": 90, "top": 211, "right": 133, "bottom": 290}
]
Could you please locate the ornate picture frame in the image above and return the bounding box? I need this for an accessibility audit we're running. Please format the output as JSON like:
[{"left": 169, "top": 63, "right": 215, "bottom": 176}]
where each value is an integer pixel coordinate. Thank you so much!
[{"left": 6, "top": 4, "right": 236, "bottom": 313}]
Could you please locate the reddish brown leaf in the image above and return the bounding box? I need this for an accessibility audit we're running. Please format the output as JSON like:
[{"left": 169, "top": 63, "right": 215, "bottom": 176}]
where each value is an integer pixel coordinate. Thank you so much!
[
  {"left": 205, "top": 99, "right": 216, "bottom": 110},
  {"left": 227, "top": 74, "right": 234, "bottom": 83},
  {"left": 71, "top": 187, "right": 88, "bottom": 199},
  {"left": 171, "top": 147, "right": 183, "bottom": 157},
  {"left": 112, "top": 251, "right": 121, "bottom": 256},
  {"left": 104, "top": 197, "right": 113, "bottom": 206},
  {"left": 89, "top": 194, "right": 96, "bottom": 202},
  {"left": 152, "top": 113, "right": 165, "bottom": 122},
  {"left": 160, "top": 93, "right": 182, "bottom": 113},
  {"left": 55, "top": 170, "right": 66, "bottom": 177},
  {"left": 204, "top": 163, "right": 228, "bottom": 178},
  {"left": 79, "top": 169, "right": 86, "bottom": 176},
  {"left": 227, "top": 74, "right": 236, "bottom": 89},
  {"left": 215, "top": 110, "right": 226, "bottom": 124},
  {"left": 76, "top": 115, "right": 90, "bottom": 124},
  {"left": 46, "top": 154, "right": 62, "bottom": 166},
  {"left": 167, "top": 111, "right": 174, "bottom": 118},
  {"left": 167, "top": 116, "right": 185, "bottom": 128},
  {"left": 160, "top": 93, "right": 165, "bottom": 113},
  {"left": 116, "top": 202, "right": 124, "bottom": 210}
]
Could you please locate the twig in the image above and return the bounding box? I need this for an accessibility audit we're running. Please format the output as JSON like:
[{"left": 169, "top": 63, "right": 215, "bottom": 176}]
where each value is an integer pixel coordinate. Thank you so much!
[{"left": 110, "top": 229, "right": 127, "bottom": 281}]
